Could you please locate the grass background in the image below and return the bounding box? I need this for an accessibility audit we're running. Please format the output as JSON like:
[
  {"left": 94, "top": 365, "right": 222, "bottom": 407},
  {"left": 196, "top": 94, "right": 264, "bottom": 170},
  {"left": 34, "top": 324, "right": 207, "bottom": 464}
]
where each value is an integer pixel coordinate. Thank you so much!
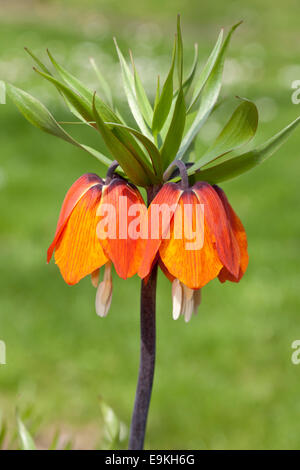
[{"left": 0, "top": 0, "right": 300, "bottom": 449}]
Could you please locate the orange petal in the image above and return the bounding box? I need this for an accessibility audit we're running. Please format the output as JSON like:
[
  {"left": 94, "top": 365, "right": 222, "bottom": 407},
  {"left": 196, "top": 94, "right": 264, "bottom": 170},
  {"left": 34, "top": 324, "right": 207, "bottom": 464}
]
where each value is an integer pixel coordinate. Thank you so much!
[
  {"left": 54, "top": 185, "right": 108, "bottom": 285},
  {"left": 47, "top": 173, "right": 103, "bottom": 262},
  {"left": 138, "top": 183, "right": 182, "bottom": 279},
  {"left": 193, "top": 181, "right": 240, "bottom": 278},
  {"left": 159, "top": 191, "right": 223, "bottom": 289},
  {"left": 214, "top": 186, "right": 249, "bottom": 283},
  {"left": 97, "top": 179, "right": 147, "bottom": 279}
]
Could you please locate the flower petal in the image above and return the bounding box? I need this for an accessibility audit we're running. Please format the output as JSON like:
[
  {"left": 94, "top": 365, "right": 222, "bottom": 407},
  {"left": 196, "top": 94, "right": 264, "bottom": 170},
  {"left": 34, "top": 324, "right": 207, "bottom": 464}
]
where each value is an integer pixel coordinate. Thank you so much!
[
  {"left": 193, "top": 181, "right": 240, "bottom": 278},
  {"left": 47, "top": 173, "right": 103, "bottom": 262},
  {"left": 214, "top": 185, "right": 249, "bottom": 283},
  {"left": 97, "top": 179, "right": 147, "bottom": 279},
  {"left": 54, "top": 184, "right": 108, "bottom": 285},
  {"left": 138, "top": 183, "right": 182, "bottom": 279},
  {"left": 159, "top": 191, "right": 222, "bottom": 289}
]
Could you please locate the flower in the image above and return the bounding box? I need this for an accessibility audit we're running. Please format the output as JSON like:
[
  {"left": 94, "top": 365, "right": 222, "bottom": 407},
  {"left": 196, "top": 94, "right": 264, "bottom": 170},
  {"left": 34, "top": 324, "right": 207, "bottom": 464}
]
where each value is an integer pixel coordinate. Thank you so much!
[
  {"left": 47, "top": 171, "right": 146, "bottom": 317},
  {"left": 138, "top": 181, "right": 248, "bottom": 322}
]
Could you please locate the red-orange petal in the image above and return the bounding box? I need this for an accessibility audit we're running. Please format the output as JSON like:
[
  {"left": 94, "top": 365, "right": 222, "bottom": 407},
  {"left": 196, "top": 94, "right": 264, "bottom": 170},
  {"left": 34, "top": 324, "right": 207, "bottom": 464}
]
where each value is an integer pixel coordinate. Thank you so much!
[
  {"left": 138, "top": 183, "right": 182, "bottom": 279},
  {"left": 214, "top": 185, "right": 249, "bottom": 283},
  {"left": 193, "top": 181, "right": 240, "bottom": 278},
  {"left": 159, "top": 190, "right": 223, "bottom": 289},
  {"left": 54, "top": 185, "right": 108, "bottom": 285},
  {"left": 97, "top": 179, "right": 147, "bottom": 279},
  {"left": 47, "top": 173, "right": 103, "bottom": 262}
]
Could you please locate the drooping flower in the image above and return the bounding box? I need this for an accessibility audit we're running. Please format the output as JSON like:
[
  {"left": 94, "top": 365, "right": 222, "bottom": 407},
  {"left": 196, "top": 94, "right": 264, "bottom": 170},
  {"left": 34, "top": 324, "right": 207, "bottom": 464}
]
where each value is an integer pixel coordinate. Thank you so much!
[
  {"left": 47, "top": 170, "right": 146, "bottom": 317},
  {"left": 138, "top": 180, "right": 248, "bottom": 322}
]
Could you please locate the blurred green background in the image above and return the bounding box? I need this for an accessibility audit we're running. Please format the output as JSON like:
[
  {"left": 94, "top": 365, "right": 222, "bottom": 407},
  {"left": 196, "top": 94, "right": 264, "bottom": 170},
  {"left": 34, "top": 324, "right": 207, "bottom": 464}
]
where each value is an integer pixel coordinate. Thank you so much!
[{"left": 0, "top": 0, "right": 300, "bottom": 450}]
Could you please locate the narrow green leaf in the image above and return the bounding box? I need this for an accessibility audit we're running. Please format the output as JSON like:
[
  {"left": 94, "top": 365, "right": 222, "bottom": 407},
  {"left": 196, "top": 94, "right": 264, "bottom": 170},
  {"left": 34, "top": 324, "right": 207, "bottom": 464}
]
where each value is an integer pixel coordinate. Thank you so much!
[
  {"left": 5, "top": 81, "right": 76, "bottom": 140},
  {"left": 34, "top": 67, "right": 94, "bottom": 121},
  {"left": 46, "top": 50, "right": 124, "bottom": 126},
  {"left": 0, "top": 417, "right": 7, "bottom": 449},
  {"left": 189, "top": 29, "right": 224, "bottom": 111},
  {"left": 130, "top": 51, "right": 153, "bottom": 127},
  {"left": 4, "top": 82, "right": 112, "bottom": 167},
  {"left": 152, "top": 37, "right": 176, "bottom": 135},
  {"left": 17, "top": 413, "right": 36, "bottom": 450},
  {"left": 194, "top": 116, "right": 300, "bottom": 183},
  {"left": 190, "top": 98, "right": 258, "bottom": 172},
  {"left": 177, "top": 14, "right": 183, "bottom": 86},
  {"left": 33, "top": 67, "right": 147, "bottom": 164},
  {"left": 114, "top": 39, "right": 151, "bottom": 138},
  {"left": 92, "top": 94, "right": 153, "bottom": 186},
  {"left": 161, "top": 87, "right": 186, "bottom": 166},
  {"left": 108, "top": 122, "right": 162, "bottom": 177},
  {"left": 181, "top": 43, "right": 198, "bottom": 96},
  {"left": 154, "top": 75, "right": 160, "bottom": 109},
  {"left": 177, "top": 22, "right": 242, "bottom": 160},
  {"left": 24, "top": 47, "right": 52, "bottom": 75},
  {"left": 89, "top": 57, "right": 114, "bottom": 109}
]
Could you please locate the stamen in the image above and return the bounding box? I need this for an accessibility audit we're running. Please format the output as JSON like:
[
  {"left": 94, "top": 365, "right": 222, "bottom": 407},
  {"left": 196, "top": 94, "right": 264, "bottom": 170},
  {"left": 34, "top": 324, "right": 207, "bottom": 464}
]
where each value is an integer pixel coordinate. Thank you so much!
[
  {"left": 91, "top": 268, "right": 100, "bottom": 288},
  {"left": 95, "top": 262, "right": 113, "bottom": 317},
  {"left": 172, "top": 279, "right": 183, "bottom": 320},
  {"left": 182, "top": 284, "right": 194, "bottom": 323},
  {"left": 193, "top": 289, "right": 202, "bottom": 316}
]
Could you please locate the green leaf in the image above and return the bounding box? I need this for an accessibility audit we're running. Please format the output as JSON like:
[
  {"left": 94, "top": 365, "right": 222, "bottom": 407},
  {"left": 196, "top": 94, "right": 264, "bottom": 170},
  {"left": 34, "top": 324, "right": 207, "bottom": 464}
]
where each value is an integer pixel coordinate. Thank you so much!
[
  {"left": 89, "top": 57, "right": 114, "bottom": 109},
  {"left": 130, "top": 51, "right": 153, "bottom": 127},
  {"left": 5, "top": 81, "right": 75, "bottom": 141},
  {"left": 190, "top": 98, "right": 258, "bottom": 172},
  {"left": 99, "top": 400, "right": 121, "bottom": 450},
  {"left": 114, "top": 39, "right": 151, "bottom": 138},
  {"left": 92, "top": 94, "right": 153, "bottom": 186},
  {"left": 24, "top": 47, "right": 52, "bottom": 76},
  {"left": 161, "top": 87, "right": 186, "bottom": 166},
  {"left": 177, "top": 22, "right": 242, "bottom": 161},
  {"left": 182, "top": 43, "right": 199, "bottom": 95},
  {"left": 4, "top": 82, "right": 112, "bottom": 167},
  {"left": 154, "top": 75, "right": 160, "bottom": 109},
  {"left": 33, "top": 66, "right": 149, "bottom": 165},
  {"left": 188, "top": 29, "right": 224, "bottom": 111},
  {"left": 46, "top": 49, "right": 128, "bottom": 128},
  {"left": 177, "top": 14, "right": 183, "bottom": 86},
  {"left": 108, "top": 122, "right": 162, "bottom": 178},
  {"left": 34, "top": 67, "right": 94, "bottom": 122},
  {"left": 194, "top": 116, "right": 300, "bottom": 183},
  {"left": 17, "top": 413, "right": 36, "bottom": 450},
  {"left": 152, "top": 37, "right": 176, "bottom": 136}
]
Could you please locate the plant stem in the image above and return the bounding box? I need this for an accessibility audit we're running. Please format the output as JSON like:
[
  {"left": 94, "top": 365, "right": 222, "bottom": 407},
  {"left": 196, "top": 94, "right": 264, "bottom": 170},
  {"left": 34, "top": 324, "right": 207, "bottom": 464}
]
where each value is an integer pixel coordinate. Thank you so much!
[{"left": 128, "top": 186, "right": 160, "bottom": 450}]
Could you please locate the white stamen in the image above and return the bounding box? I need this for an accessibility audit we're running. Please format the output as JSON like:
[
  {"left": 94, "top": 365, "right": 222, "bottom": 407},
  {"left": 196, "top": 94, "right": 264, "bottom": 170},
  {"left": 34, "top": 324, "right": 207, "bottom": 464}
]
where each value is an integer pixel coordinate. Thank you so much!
[
  {"left": 95, "top": 262, "right": 113, "bottom": 317},
  {"left": 182, "top": 284, "right": 194, "bottom": 323},
  {"left": 172, "top": 279, "right": 183, "bottom": 320}
]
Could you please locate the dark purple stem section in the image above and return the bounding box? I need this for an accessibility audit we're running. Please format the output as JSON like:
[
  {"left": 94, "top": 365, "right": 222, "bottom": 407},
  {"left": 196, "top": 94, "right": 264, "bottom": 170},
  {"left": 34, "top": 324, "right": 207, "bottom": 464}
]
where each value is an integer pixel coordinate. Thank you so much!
[{"left": 128, "top": 186, "right": 160, "bottom": 450}]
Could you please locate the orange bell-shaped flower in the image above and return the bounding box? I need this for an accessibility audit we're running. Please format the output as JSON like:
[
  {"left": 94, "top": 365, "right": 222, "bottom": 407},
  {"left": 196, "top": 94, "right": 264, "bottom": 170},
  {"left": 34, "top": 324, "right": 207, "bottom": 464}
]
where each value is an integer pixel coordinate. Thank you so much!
[
  {"left": 138, "top": 164, "right": 248, "bottom": 321},
  {"left": 48, "top": 166, "right": 146, "bottom": 317}
]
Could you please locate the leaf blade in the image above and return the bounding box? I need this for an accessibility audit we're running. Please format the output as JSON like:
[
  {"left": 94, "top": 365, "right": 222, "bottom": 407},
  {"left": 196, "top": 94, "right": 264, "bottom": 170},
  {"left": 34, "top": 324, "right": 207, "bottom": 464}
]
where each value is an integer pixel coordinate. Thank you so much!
[
  {"left": 194, "top": 116, "right": 300, "bottom": 183},
  {"left": 152, "top": 37, "right": 176, "bottom": 136},
  {"left": 190, "top": 98, "right": 258, "bottom": 172},
  {"left": 161, "top": 87, "right": 186, "bottom": 166},
  {"left": 177, "top": 22, "right": 242, "bottom": 161}
]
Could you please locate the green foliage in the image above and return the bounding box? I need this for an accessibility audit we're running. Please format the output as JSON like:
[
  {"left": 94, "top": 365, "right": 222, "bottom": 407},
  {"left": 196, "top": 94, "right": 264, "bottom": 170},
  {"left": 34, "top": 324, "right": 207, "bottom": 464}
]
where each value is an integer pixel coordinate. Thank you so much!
[{"left": 3, "top": 18, "right": 299, "bottom": 187}]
